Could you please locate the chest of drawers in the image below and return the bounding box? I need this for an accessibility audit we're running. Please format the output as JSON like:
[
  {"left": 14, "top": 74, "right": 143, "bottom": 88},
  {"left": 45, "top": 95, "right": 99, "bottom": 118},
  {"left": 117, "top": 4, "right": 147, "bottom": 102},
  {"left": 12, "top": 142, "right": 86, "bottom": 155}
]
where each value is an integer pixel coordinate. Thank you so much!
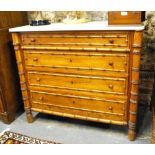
[{"left": 10, "top": 22, "right": 144, "bottom": 141}]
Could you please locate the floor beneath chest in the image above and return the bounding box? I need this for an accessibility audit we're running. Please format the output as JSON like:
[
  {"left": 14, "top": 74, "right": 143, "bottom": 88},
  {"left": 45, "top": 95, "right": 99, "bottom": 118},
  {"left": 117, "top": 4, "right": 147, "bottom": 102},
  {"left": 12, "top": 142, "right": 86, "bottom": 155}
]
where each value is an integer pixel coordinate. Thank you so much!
[{"left": 0, "top": 105, "right": 151, "bottom": 144}]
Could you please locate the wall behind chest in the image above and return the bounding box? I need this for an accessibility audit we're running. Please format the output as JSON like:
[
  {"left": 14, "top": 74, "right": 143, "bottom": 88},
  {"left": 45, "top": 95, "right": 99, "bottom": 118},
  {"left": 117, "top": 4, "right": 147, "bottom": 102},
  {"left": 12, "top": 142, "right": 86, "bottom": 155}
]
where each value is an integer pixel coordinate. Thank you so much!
[
  {"left": 140, "top": 11, "right": 155, "bottom": 105},
  {"left": 27, "top": 11, "right": 108, "bottom": 23}
]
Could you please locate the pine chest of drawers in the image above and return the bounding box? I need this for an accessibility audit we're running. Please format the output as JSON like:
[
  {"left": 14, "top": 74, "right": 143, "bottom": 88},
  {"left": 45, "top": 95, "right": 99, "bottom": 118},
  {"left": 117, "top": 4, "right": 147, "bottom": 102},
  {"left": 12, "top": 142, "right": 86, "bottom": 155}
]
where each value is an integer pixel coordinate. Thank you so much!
[{"left": 10, "top": 22, "right": 144, "bottom": 141}]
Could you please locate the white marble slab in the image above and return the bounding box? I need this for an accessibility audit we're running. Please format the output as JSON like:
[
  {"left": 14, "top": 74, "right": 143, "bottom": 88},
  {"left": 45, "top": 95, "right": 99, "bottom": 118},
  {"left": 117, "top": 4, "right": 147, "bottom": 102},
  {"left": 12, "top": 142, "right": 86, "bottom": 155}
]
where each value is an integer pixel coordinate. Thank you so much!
[{"left": 9, "top": 21, "right": 144, "bottom": 32}]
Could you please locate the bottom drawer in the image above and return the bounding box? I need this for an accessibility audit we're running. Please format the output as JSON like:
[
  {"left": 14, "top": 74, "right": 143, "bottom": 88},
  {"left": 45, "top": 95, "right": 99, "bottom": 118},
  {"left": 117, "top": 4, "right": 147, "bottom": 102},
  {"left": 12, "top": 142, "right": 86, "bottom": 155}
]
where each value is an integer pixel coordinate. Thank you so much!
[
  {"left": 31, "top": 102, "right": 126, "bottom": 125},
  {"left": 30, "top": 90, "right": 127, "bottom": 123},
  {"left": 31, "top": 90, "right": 126, "bottom": 114}
]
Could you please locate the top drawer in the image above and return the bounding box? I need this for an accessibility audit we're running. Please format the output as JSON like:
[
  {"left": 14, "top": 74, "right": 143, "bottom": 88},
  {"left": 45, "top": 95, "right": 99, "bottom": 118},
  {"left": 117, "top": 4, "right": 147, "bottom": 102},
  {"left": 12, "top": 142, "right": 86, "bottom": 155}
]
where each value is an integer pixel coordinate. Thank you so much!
[{"left": 21, "top": 31, "right": 130, "bottom": 49}]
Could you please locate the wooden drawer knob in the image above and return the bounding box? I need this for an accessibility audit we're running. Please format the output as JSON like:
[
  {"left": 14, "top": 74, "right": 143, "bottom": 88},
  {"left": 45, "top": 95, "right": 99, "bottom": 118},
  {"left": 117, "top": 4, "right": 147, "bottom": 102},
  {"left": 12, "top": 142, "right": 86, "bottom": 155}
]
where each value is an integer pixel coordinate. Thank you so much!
[
  {"left": 109, "top": 84, "right": 113, "bottom": 89},
  {"left": 108, "top": 62, "right": 113, "bottom": 66},
  {"left": 39, "top": 96, "right": 43, "bottom": 101},
  {"left": 109, "top": 39, "right": 114, "bottom": 44},
  {"left": 124, "top": 62, "right": 127, "bottom": 65},
  {"left": 31, "top": 38, "right": 36, "bottom": 42},
  {"left": 108, "top": 106, "right": 113, "bottom": 110},
  {"left": 36, "top": 78, "right": 41, "bottom": 82},
  {"left": 33, "top": 58, "right": 38, "bottom": 61}
]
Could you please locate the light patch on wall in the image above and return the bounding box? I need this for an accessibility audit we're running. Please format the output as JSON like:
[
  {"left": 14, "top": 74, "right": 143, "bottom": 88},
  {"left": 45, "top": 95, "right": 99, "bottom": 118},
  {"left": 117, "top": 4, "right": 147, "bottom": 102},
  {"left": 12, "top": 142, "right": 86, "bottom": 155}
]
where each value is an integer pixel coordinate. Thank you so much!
[{"left": 27, "top": 11, "right": 108, "bottom": 24}]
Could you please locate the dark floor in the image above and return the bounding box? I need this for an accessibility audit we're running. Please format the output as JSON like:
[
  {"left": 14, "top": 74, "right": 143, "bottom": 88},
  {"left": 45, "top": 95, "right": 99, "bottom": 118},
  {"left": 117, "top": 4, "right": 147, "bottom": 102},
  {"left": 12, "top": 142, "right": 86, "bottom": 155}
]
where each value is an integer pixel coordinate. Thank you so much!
[{"left": 0, "top": 105, "right": 152, "bottom": 144}]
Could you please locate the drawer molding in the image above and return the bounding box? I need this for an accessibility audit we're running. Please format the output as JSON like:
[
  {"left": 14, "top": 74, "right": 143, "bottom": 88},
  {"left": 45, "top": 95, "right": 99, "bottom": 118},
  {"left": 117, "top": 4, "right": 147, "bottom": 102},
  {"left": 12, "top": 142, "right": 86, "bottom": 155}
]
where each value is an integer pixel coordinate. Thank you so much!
[
  {"left": 27, "top": 65, "right": 128, "bottom": 73},
  {"left": 21, "top": 45, "right": 131, "bottom": 52},
  {"left": 23, "top": 34, "right": 128, "bottom": 38},
  {"left": 25, "top": 51, "right": 128, "bottom": 56},
  {"left": 24, "top": 42, "right": 128, "bottom": 47}
]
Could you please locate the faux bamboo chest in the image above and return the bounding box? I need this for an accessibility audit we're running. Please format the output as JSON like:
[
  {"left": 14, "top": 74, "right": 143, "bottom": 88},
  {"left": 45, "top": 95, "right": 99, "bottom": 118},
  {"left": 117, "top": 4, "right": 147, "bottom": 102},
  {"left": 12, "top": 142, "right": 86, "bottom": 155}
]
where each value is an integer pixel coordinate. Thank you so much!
[{"left": 10, "top": 22, "right": 144, "bottom": 141}]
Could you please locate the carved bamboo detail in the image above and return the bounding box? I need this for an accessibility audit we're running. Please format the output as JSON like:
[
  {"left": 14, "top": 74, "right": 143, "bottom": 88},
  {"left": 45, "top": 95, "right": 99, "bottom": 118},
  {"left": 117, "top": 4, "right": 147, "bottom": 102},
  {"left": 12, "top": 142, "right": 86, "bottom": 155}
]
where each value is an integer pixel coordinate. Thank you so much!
[
  {"left": 128, "top": 30, "right": 143, "bottom": 141},
  {"left": 48, "top": 34, "right": 127, "bottom": 38},
  {"left": 26, "top": 42, "right": 127, "bottom": 47},
  {"left": 27, "top": 65, "right": 127, "bottom": 73},
  {"left": 21, "top": 45, "right": 130, "bottom": 52},
  {"left": 12, "top": 33, "right": 33, "bottom": 123},
  {"left": 25, "top": 51, "right": 128, "bottom": 57}
]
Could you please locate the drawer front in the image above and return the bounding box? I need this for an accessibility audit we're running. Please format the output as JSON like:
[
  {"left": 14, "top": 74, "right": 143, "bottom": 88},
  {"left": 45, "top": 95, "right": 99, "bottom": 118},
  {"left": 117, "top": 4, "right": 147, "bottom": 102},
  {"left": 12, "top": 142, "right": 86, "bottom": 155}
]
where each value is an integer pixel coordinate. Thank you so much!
[
  {"left": 21, "top": 32, "right": 130, "bottom": 49},
  {"left": 30, "top": 90, "right": 126, "bottom": 116},
  {"left": 24, "top": 51, "right": 129, "bottom": 74},
  {"left": 28, "top": 72, "right": 127, "bottom": 95},
  {"left": 31, "top": 102, "right": 125, "bottom": 123}
]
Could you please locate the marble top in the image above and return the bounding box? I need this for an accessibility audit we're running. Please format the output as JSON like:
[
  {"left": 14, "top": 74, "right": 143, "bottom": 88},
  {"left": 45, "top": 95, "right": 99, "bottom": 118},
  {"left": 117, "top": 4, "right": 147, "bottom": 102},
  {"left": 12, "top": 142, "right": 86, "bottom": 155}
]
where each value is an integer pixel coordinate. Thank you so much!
[{"left": 9, "top": 21, "right": 144, "bottom": 32}]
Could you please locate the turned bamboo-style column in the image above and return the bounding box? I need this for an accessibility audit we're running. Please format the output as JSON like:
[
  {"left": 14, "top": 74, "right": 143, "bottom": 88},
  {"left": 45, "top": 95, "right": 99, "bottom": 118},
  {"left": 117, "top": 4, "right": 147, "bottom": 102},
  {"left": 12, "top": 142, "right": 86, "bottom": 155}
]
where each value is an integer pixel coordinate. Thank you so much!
[
  {"left": 128, "top": 30, "right": 143, "bottom": 141},
  {"left": 12, "top": 33, "right": 33, "bottom": 123}
]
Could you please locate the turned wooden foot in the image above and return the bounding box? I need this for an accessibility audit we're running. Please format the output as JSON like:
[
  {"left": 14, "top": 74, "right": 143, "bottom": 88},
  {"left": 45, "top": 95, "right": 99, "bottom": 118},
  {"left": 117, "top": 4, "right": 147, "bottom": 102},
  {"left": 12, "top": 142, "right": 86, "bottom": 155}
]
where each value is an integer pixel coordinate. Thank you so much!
[
  {"left": 26, "top": 113, "right": 33, "bottom": 123},
  {"left": 25, "top": 108, "right": 33, "bottom": 123},
  {"left": 128, "top": 121, "right": 137, "bottom": 141},
  {"left": 128, "top": 130, "right": 136, "bottom": 141}
]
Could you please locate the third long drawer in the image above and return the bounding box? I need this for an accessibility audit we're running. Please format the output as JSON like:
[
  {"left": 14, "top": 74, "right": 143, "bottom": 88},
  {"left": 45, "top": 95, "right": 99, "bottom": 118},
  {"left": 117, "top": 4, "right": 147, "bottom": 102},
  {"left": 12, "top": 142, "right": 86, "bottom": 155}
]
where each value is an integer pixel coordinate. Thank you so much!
[{"left": 27, "top": 71, "right": 128, "bottom": 95}]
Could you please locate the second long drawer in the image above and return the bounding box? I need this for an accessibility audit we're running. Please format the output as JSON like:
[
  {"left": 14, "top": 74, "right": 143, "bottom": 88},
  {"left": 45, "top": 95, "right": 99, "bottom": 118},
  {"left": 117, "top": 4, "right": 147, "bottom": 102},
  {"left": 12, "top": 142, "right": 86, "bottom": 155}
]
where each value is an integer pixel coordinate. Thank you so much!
[{"left": 24, "top": 50, "right": 129, "bottom": 75}]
